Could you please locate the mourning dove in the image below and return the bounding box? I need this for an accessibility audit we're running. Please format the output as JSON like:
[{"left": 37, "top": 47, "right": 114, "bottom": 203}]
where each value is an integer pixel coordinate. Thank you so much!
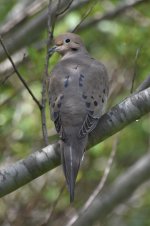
[{"left": 48, "top": 33, "right": 109, "bottom": 202}]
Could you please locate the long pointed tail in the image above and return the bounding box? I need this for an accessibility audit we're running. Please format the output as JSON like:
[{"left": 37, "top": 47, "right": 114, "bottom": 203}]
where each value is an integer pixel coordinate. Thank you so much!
[{"left": 61, "top": 136, "right": 87, "bottom": 202}]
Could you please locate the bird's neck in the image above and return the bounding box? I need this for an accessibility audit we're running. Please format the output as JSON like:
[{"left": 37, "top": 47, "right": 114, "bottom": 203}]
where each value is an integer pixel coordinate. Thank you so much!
[{"left": 61, "top": 48, "right": 89, "bottom": 60}]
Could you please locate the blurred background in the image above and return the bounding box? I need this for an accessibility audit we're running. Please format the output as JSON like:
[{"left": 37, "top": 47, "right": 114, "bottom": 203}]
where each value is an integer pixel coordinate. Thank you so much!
[{"left": 0, "top": 0, "right": 150, "bottom": 225}]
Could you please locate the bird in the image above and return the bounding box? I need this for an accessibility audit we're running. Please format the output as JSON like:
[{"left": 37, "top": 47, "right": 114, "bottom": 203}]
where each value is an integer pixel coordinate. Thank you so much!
[{"left": 48, "top": 33, "right": 109, "bottom": 202}]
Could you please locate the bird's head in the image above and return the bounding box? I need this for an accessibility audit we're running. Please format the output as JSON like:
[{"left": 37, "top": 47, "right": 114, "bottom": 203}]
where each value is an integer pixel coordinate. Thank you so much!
[{"left": 48, "top": 33, "right": 86, "bottom": 57}]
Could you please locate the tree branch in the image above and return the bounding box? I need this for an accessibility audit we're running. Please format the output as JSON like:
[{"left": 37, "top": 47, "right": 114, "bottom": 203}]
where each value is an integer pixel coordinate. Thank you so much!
[
  {"left": 0, "top": 87, "right": 150, "bottom": 198},
  {"left": 0, "top": 35, "right": 42, "bottom": 110},
  {"left": 72, "top": 0, "right": 98, "bottom": 32},
  {"left": 41, "top": 0, "right": 53, "bottom": 146},
  {"left": 88, "top": 86, "right": 150, "bottom": 148},
  {"left": 77, "top": 0, "right": 149, "bottom": 31},
  {"left": 83, "top": 135, "right": 119, "bottom": 210},
  {"left": 0, "top": 143, "right": 60, "bottom": 198},
  {"left": 67, "top": 152, "right": 150, "bottom": 226},
  {"left": 135, "top": 75, "right": 150, "bottom": 92},
  {"left": 0, "top": 0, "right": 48, "bottom": 36},
  {"left": 56, "top": 0, "right": 74, "bottom": 16}
]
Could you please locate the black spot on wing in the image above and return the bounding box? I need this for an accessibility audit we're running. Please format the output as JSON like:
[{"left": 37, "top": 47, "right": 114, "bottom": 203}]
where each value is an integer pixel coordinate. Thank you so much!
[
  {"left": 80, "top": 74, "right": 84, "bottom": 78},
  {"left": 53, "top": 112, "right": 58, "bottom": 119},
  {"left": 89, "top": 110, "right": 94, "bottom": 115},
  {"left": 94, "top": 101, "right": 98, "bottom": 106},
  {"left": 86, "top": 102, "right": 91, "bottom": 108},
  {"left": 79, "top": 74, "right": 84, "bottom": 87},
  {"left": 57, "top": 102, "right": 61, "bottom": 108},
  {"left": 79, "top": 83, "right": 83, "bottom": 87},
  {"left": 82, "top": 94, "right": 87, "bottom": 99},
  {"left": 64, "top": 75, "right": 69, "bottom": 88}
]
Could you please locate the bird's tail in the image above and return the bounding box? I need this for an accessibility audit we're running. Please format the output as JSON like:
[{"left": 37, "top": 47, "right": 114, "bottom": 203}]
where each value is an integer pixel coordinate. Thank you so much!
[{"left": 61, "top": 134, "right": 87, "bottom": 202}]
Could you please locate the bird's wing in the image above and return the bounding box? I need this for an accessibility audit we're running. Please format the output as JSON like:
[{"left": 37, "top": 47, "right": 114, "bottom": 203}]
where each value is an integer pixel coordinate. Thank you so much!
[
  {"left": 48, "top": 66, "right": 65, "bottom": 138},
  {"left": 79, "top": 59, "right": 109, "bottom": 137}
]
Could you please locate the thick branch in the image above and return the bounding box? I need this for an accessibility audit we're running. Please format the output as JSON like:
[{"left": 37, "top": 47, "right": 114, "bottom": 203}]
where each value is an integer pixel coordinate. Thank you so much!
[
  {"left": 0, "top": 87, "right": 150, "bottom": 197},
  {"left": 68, "top": 152, "right": 150, "bottom": 226},
  {"left": 0, "top": 144, "right": 60, "bottom": 198},
  {"left": 0, "top": 0, "right": 48, "bottom": 35}
]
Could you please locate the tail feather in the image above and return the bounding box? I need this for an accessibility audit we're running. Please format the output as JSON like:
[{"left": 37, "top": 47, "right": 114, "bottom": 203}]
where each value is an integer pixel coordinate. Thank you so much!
[{"left": 61, "top": 136, "right": 87, "bottom": 202}]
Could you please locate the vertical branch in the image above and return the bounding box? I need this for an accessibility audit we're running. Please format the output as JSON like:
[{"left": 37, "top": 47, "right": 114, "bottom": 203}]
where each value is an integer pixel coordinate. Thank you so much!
[
  {"left": 41, "top": 0, "right": 61, "bottom": 145},
  {"left": 41, "top": 0, "right": 53, "bottom": 146},
  {"left": 130, "top": 48, "right": 141, "bottom": 93}
]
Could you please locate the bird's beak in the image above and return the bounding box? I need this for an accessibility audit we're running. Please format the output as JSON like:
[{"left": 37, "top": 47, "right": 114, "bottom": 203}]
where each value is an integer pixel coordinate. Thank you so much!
[{"left": 48, "top": 45, "right": 57, "bottom": 57}]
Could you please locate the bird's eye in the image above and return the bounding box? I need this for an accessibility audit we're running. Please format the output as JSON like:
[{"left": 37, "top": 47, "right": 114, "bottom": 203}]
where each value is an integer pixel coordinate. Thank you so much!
[{"left": 65, "top": 39, "right": 70, "bottom": 43}]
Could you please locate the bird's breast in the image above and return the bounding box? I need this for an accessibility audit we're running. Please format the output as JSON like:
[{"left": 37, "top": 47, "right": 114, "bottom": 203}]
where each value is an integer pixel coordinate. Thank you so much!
[{"left": 60, "top": 72, "right": 87, "bottom": 126}]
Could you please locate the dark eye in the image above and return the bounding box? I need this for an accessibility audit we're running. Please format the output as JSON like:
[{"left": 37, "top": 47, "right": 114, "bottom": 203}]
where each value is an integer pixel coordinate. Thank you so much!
[{"left": 65, "top": 39, "right": 70, "bottom": 43}]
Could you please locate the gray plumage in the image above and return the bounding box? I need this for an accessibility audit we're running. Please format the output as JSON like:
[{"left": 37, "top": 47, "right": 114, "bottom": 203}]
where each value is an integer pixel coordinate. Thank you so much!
[{"left": 48, "top": 33, "right": 109, "bottom": 202}]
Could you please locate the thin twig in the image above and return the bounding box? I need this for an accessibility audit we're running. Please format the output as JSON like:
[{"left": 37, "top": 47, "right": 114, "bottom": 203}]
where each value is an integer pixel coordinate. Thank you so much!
[
  {"left": 51, "top": 0, "right": 61, "bottom": 35},
  {"left": 130, "top": 48, "right": 141, "bottom": 93},
  {"left": 0, "top": 79, "right": 37, "bottom": 108},
  {"left": 135, "top": 75, "right": 150, "bottom": 93},
  {"left": 56, "top": 0, "right": 74, "bottom": 16},
  {"left": 83, "top": 134, "right": 119, "bottom": 211},
  {"left": 40, "top": 183, "right": 66, "bottom": 226},
  {"left": 72, "top": 0, "right": 98, "bottom": 33},
  {"left": 0, "top": 35, "right": 42, "bottom": 110},
  {"left": 41, "top": 0, "right": 53, "bottom": 146},
  {"left": 1, "top": 71, "right": 14, "bottom": 85}
]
